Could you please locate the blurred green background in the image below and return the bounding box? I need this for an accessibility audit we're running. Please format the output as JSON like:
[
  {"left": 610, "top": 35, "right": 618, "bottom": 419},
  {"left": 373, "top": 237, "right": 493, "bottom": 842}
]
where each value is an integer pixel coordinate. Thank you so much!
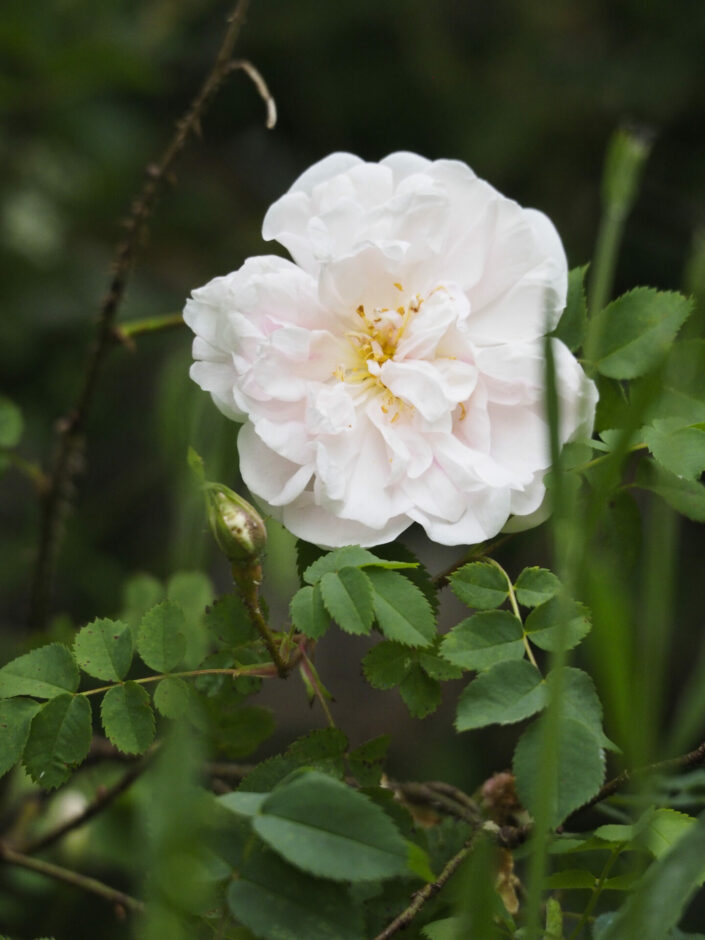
[{"left": 1, "top": 0, "right": 705, "bottom": 936}]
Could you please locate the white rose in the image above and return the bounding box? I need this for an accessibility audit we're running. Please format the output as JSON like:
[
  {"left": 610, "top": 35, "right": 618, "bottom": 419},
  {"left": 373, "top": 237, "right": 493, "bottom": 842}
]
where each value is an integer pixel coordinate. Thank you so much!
[{"left": 184, "top": 153, "right": 597, "bottom": 548}]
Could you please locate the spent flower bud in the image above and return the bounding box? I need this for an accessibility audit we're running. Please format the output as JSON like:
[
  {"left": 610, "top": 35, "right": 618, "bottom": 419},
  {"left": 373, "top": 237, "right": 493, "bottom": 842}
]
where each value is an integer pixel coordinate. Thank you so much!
[{"left": 205, "top": 482, "right": 267, "bottom": 562}]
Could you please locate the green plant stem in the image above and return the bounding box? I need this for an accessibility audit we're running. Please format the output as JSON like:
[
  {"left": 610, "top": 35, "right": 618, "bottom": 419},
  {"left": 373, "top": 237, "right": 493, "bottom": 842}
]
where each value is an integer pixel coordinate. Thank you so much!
[
  {"left": 0, "top": 449, "right": 50, "bottom": 492},
  {"left": 487, "top": 557, "right": 540, "bottom": 672},
  {"left": 0, "top": 841, "right": 144, "bottom": 913},
  {"left": 372, "top": 832, "right": 479, "bottom": 940},
  {"left": 570, "top": 442, "right": 648, "bottom": 475},
  {"left": 569, "top": 736, "right": 705, "bottom": 820},
  {"left": 80, "top": 664, "right": 276, "bottom": 697},
  {"left": 300, "top": 651, "right": 336, "bottom": 728},
  {"left": 567, "top": 848, "right": 620, "bottom": 940},
  {"left": 114, "top": 313, "right": 185, "bottom": 343},
  {"left": 524, "top": 334, "right": 575, "bottom": 940},
  {"left": 231, "top": 561, "right": 288, "bottom": 677},
  {"left": 587, "top": 208, "right": 624, "bottom": 325}
]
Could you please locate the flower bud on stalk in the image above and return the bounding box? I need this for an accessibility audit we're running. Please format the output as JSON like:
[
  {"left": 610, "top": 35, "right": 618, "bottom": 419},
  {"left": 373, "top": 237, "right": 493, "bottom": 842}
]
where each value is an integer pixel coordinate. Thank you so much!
[{"left": 205, "top": 483, "right": 267, "bottom": 564}]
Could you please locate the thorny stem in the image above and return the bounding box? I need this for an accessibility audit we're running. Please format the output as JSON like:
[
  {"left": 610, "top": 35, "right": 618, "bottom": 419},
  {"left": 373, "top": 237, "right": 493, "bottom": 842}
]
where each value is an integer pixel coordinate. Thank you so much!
[
  {"left": 571, "top": 736, "right": 705, "bottom": 819},
  {"left": 0, "top": 842, "right": 144, "bottom": 913},
  {"left": 487, "top": 557, "right": 540, "bottom": 672},
  {"left": 231, "top": 561, "right": 288, "bottom": 677},
  {"left": 80, "top": 663, "right": 277, "bottom": 698},
  {"left": 28, "top": 0, "right": 256, "bottom": 630},
  {"left": 390, "top": 780, "right": 482, "bottom": 826},
  {"left": 372, "top": 832, "right": 479, "bottom": 940}
]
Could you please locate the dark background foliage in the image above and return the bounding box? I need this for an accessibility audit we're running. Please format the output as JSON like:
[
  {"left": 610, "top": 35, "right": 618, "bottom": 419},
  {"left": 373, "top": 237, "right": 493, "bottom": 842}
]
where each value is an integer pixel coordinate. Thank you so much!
[{"left": 1, "top": 1, "right": 705, "bottom": 936}]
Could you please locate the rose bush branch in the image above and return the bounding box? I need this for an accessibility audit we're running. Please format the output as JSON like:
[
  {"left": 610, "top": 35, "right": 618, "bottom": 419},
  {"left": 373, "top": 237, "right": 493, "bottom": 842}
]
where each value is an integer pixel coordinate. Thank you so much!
[
  {"left": 568, "top": 736, "right": 705, "bottom": 821},
  {"left": 29, "top": 0, "right": 256, "bottom": 629},
  {"left": 0, "top": 841, "right": 144, "bottom": 914},
  {"left": 18, "top": 756, "right": 154, "bottom": 855},
  {"left": 372, "top": 833, "right": 480, "bottom": 940}
]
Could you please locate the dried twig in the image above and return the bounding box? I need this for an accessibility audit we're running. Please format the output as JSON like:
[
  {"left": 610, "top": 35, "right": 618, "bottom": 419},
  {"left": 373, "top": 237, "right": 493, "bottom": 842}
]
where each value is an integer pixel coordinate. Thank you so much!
[{"left": 29, "top": 0, "right": 257, "bottom": 629}]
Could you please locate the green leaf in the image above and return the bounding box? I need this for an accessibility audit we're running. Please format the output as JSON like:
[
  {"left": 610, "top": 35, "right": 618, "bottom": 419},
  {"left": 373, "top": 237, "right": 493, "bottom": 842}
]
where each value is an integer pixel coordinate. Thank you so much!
[
  {"left": 513, "top": 715, "right": 605, "bottom": 828},
  {"left": 455, "top": 660, "right": 547, "bottom": 731},
  {"left": 167, "top": 571, "right": 213, "bottom": 667},
  {"left": 289, "top": 584, "right": 331, "bottom": 640},
  {"left": 449, "top": 562, "right": 508, "bottom": 610},
  {"left": 227, "top": 846, "right": 365, "bottom": 940},
  {"left": 367, "top": 569, "right": 435, "bottom": 647},
  {"left": 603, "top": 808, "right": 702, "bottom": 860},
  {"left": 362, "top": 642, "right": 415, "bottom": 689},
  {"left": 592, "top": 288, "right": 693, "bottom": 379},
  {"left": 187, "top": 446, "right": 207, "bottom": 486},
  {"left": 371, "top": 543, "right": 440, "bottom": 615},
  {"left": 407, "top": 840, "right": 435, "bottom": 882},
  {"left": 238, "top": 756, "right": 299, "bottom": 794},
  {"left": 423, "top": 918, "right": 464, "bottom": 940},
  {"left": 73, "top": 618, "right": 133, "bottom": 681},
  {"left": 555, "top": 668, "right": 619, "bottom": 752},
  {"left": 524, "top": 597, "right": 591, "bottom": 652},
  {"left": 417, "top": 645, "right": 463, "bottom": 681},
  {"left": 303, "top": 546, "right": 416, "bottom": 585},
  {"left": 514, "top": 567, "right": 563, "bottom": 608},
  {"left": 0, "top": 698, "right": 41, "bottom": 779},
  {"left": 641, "top": 339, "right": 705, "bottom": 425},
  {"left": 640, "top": 809, "right": 697, "bottom": 860},
  {"left": 0, "top": 397, "right": 23, "bottom": 447},
  {"left": 153, "top": 676, "right": 194, "bottom": 719},
  {"left": 204, "top": 594, "right": 256, "bottom": 648},
  {"left": 441, "top": 611, "right": 525, "bottom": 671},
  {"left": 546, "top": 897, "right": 564, "bottom": 939},
  {"left": 137, "top": 601, "right": 187, "bottom": 672},
  {"left": 399, "top": 665, "right": 441, "bottom": 718},
  {"left": 348, "top": 735, "right": 390, "bottom": 787},
  {"left": 167, "top": 571, "right": 213, "bottom": 624},
  {"left": 0, "top": 644, "right": 78, "bottom": 699},
  {"left": 23, "top": 694, "right": 92, "bottom": 789},
  {"left": 219, "top": 791, "right": 268, "bottom": 817},
  {"left": 286, "top": 728, "right": 347, "bottom": 779},
  {"left": 642, "top": 419, "right": 705, "bottom": 481},
  {"left": 597, "top": 812, "right": 705, "bottom": 940},
  {"left": 121, "top": 573, "right": 164, "bottom": 630},
  {"left": 100, "top": 681, "right": 155, "bottom": 754},
  {"left": 208, "top": 704, "right": 275, "bottom": 759},
  {"left": 319, "top": 567, "right": 374, "bottom": 635},
  {"left": 635, "top": 461, "right": 705, "bottom": 522},
  {"left": 251, "top": 771, "right": 411, "bottom": 882},
  {"left": 553, "top": 265, "right": 588, "bottom": 351}
]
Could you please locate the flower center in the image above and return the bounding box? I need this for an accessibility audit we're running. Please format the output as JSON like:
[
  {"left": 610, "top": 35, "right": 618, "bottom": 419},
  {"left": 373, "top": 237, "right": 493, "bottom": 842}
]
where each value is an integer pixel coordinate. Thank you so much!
[
  {"left": 332, "top": 283, "right": 428, "bottom": 420},
  {"left": 336, "top": 281, "right": 422, "bottom": 369}
]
